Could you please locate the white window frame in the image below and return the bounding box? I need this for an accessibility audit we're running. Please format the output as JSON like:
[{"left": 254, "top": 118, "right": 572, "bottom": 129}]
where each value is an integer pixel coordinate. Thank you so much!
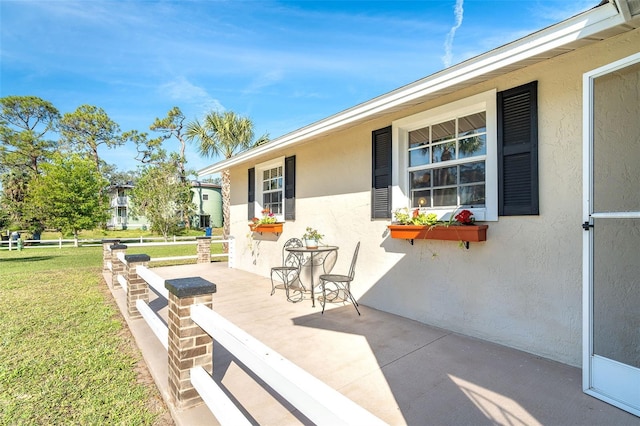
[
  {"left": 255, "top": 157, "right": 285, "bottom": 221},
  {"left": 392, "top": 89, "right": 498, "bottom": 221}
]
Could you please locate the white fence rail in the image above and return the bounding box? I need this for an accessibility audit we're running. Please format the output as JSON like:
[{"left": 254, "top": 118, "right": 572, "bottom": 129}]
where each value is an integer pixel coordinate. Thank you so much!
[
  {"left": 136, "top": 299, "right": 168, "bottom": 350},
  {"left": 136, "top": 265, "right": 169, "bottom": 299},
  {"left": 0, "top": 235, "right": 223, "bottom": 251}
]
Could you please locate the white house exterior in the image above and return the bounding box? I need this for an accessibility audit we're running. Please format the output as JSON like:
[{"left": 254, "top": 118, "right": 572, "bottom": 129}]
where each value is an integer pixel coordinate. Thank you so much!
[{"left": 199, "top": 0, "right": 640, "bottom": 416}]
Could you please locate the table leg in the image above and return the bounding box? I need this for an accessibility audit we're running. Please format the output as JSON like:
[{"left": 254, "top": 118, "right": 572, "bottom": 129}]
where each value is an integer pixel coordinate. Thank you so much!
[{"left": 310, "top": 252, "right": 315, "bottom": 307}]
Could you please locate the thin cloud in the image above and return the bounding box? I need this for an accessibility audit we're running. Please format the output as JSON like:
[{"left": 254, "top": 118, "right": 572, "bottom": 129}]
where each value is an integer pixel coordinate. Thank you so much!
[
  {"left": 159, "top": 77, "right": 224, "bottom": 115},
  {"left": 242, "top": 70, "right": 285, "bottom": 95},
  {"left": 442, "top": 0, "right": 465, "bottom": 68}
]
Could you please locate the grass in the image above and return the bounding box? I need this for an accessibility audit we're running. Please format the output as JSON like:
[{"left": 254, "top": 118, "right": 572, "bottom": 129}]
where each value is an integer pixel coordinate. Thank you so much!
[
  {"left": 0, "top": 246, "right": 173, "bottom": 425},
  {"left": 40, "top": 228, "right": 222, "bottom": 241}
]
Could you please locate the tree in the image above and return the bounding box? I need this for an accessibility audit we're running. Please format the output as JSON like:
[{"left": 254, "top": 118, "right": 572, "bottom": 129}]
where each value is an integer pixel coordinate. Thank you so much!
[
  {"left": 26, "top": 154, "right": 109, "bottom": 238},
  {"left": 138, "top": 107, "right": 193, "bottom": 228},
  {"left": 101, "top": 163, "right": 139, "bottom": 186},
  {"left": 58, "top": 105, "right": 123, "bottom": 171},
  {"left": 0, "top": 171, "right": 33, "bottom": 230},
  {"left": 150, "top": 107, "right": 189, "bottom": 179},
  {"left": 0, "top": 96, "right": 61, "bottom": 232},
  {"left": 0, "top": 96, "right": 60, "bottom": 175},
  {"left": 130, "top": 161, "right": 194, "bottom": 240},
  {"left": 186, "top": 111, "right": 268, "bottom": 245}
]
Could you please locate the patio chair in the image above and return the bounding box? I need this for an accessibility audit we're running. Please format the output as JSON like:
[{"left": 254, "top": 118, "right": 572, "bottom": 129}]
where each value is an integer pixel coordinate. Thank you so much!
[
  {"left": 271, "top": 238, "right": 305, "bottom": 302},
  {"left": 319, "top": 242, "right": 360, "bottom": 315}
]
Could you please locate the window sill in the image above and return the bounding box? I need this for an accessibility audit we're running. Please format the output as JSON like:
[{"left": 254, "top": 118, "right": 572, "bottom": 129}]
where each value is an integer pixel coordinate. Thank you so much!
[{"left": 387, "top": 224, "right": 488, "bottom": 248}]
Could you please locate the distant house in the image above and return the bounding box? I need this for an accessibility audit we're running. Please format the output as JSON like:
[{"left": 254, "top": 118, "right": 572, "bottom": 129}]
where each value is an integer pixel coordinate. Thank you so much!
[
  {"left": 106, "top": 181, "right": 222, "bottom": 230},
  {"left": 199, "top": 0, "right": 640, "bottom": 416},
  {"left": 191, "top": 181, "right": 223, "bottom": 228}
]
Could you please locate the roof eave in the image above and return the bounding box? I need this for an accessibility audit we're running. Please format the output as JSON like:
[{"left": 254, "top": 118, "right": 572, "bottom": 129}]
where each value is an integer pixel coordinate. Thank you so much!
[{"left": 198, "top": 1, "right": 627, "bottom": 177}]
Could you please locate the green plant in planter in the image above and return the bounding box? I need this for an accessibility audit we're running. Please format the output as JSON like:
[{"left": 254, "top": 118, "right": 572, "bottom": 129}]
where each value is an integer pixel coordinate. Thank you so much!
[
  {"left": 251, "top": 209, "right": 278, "bottom": 226},
  {"left": 393, "top": 207, "right": 439, "bottom": 226},
  {"left": 302, "top": 227, "right": 323, "bottom": 242},
  {"left": 392, "top": 207, "right": 475, "bottom": 227}
]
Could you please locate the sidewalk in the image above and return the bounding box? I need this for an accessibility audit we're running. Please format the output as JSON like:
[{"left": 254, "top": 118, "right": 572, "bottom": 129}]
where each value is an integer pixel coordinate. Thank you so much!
[{"left": 106, "top": 262, "right": 640, "bottom": 425}]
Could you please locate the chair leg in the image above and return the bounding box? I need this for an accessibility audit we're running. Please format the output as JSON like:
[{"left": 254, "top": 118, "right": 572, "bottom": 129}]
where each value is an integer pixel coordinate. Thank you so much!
[
  {"left": 320, "top": 280, "right": 326, "bottom": 314},
  {"left": 347, "top": 291, "right": 361, "bottom": 315}
]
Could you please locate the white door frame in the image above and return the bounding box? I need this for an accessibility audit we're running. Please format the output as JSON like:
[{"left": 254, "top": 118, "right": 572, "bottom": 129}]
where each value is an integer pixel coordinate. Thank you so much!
[{"left": 582, "top": 51, "right": 640, "bottom": 417}]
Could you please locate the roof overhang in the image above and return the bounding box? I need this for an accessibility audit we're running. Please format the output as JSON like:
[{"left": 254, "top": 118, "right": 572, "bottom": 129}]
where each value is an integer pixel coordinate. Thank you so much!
[{"left": 198, "top": 0, "right": 639, "bottom": 177}]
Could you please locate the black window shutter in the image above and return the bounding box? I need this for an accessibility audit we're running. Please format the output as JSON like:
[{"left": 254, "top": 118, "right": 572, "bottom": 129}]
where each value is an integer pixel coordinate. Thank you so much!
[
  {"left": 247, "top": 167, "right": 255, "bottom": 220},
  {"left": 372, "top": 126, "right": 392, "bottom": 219},
  {"left": 497, "top": 81, "right": 539, "bottom": 216},
  {"left": 284, "top": 155, "right": 296, "bottom": 220}
]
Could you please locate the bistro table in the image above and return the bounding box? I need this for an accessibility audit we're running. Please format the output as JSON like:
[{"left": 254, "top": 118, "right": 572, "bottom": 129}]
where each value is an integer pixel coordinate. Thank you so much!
[{"left": 285, "top": 245, "right": 339, "bottom": 307}]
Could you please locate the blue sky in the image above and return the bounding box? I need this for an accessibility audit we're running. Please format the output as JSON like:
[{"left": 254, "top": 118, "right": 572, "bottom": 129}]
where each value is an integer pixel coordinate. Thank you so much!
[{"left": 1, "top": 0, "right": 594, "bottom": 176}]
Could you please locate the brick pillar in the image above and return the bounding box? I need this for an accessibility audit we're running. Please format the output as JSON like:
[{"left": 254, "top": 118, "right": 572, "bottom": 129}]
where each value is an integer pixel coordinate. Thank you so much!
[
  {"left": 165, "top": 277, "right": 216, "bottom": 409},
  {"left": 196, "top": 236, "right": 211, "bottom": 264},
  {"left": 124, "top": 254, "right": 150, "bottom": 318},
  {"left": 110, "top": 244, "right": 128, "bottom": 289},
  {"left": 102, "top": 239, "right": 120, "bottom": 273}
]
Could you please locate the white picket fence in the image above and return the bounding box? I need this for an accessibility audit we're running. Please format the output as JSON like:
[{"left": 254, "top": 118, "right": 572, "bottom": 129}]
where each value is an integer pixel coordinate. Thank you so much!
[{"left": 0, "top": 235, "right": 222, "bottom": 251}]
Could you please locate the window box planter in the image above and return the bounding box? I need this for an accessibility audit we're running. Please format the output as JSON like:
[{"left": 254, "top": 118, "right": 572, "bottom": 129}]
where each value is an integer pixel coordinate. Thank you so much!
[
  {"left": 387, "top": 224, "right": 488, "bottom": 248},
  {"left": 249, "top": 223, "right": 283, "bottom": 235}
]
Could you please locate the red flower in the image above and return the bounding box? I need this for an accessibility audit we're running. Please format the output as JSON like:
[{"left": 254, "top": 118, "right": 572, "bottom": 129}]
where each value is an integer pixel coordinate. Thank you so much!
[{"left": 455, "top": 209, "right": 474, "bottom": 224}]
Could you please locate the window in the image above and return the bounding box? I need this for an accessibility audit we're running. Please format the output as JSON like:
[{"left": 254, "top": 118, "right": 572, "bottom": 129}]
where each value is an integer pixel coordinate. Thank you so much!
[
  {"left": 408, "top": 111, "right": 487, "bottom": 208},
  {"left": 393, "top": 90, "right": 497, "bottom": 221},
  {"left": 249, "top": 156, "right": 296, "bottom": 221},
  {"left": 117, "top": 206, "right": 127, "bottom": 224},
  {"left": 256, "top": 158, "right": 284, "bottom": 219},
  {"left": 202, "top": 194, "right": 209, "bottom": 201}
]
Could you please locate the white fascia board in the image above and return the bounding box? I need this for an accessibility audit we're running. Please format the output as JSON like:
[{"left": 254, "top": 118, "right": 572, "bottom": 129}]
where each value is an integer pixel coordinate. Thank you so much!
[{"left": 198, "top": 2, "right": 623, "bottom": 177}]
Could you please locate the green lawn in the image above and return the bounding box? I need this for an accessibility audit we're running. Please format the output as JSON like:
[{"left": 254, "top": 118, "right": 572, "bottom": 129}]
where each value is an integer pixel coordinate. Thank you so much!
[{"left": 0, "top": 246, "right": 173, "bottom": 425}]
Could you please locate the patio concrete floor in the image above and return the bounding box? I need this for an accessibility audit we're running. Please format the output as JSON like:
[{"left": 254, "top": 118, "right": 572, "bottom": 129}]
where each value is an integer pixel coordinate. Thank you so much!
[{"left": 106, "top": 262, "right": 640, "bottom": 426}]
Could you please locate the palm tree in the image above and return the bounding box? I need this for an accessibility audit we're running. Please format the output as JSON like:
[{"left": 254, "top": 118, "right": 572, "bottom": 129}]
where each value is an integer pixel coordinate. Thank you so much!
[{"left": 186, "top": 111, "right": 268, "bottom": 248}]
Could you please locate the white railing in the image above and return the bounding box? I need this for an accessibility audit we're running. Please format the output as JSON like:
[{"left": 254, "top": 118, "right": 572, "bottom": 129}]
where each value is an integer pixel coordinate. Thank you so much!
[
  {"left": 115, "top": 256, "right": 169, "bottom": 350},
  {"left": 136, "top": 299, "right": 169, "bottom": 350},
  {"left": 136, "top": 265, "right": 169, "bottom": 299},
  {"left": 1, "top": 234, "right": 224, "bottom": 251},
  {"left": 116, "top": 248, "right": 383, "bottom": 424}
]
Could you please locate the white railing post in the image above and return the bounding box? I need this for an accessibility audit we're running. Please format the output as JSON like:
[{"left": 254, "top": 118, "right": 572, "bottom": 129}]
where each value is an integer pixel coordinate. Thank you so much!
[{"left": 228, "top": 236, "right": 236, "bottom": 268}]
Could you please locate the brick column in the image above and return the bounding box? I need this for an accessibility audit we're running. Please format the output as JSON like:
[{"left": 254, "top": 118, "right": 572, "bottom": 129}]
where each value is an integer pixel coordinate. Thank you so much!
[
  {"left": 165, "top": 277, "right": 216, "bottom": 409},
  {"left": 196, "top": 236, "right": 211, "bottom": 264},
  {"left": 102, "top": 239, "right": 120, "bottom": 273},
  {"left": 124, "top": 254, "right": 150, "bottom": 318},
  {"left": 110, "top": 244, "right": 127, "bottom": 289}
]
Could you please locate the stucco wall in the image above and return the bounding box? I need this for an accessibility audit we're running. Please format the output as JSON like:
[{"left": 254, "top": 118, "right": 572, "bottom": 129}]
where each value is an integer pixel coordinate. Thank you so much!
[{"left": 227, "top": 28, "right": 640, "bottom": 367}]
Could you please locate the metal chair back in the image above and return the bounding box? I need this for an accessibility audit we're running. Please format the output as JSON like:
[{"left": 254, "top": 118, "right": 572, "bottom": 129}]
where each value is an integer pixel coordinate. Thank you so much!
[
  {"left": 282, "top": 238, "right": 303, "bottom": 266},
  {"left": 347, "top": 242, "right": 360, "bottom": 280}
]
